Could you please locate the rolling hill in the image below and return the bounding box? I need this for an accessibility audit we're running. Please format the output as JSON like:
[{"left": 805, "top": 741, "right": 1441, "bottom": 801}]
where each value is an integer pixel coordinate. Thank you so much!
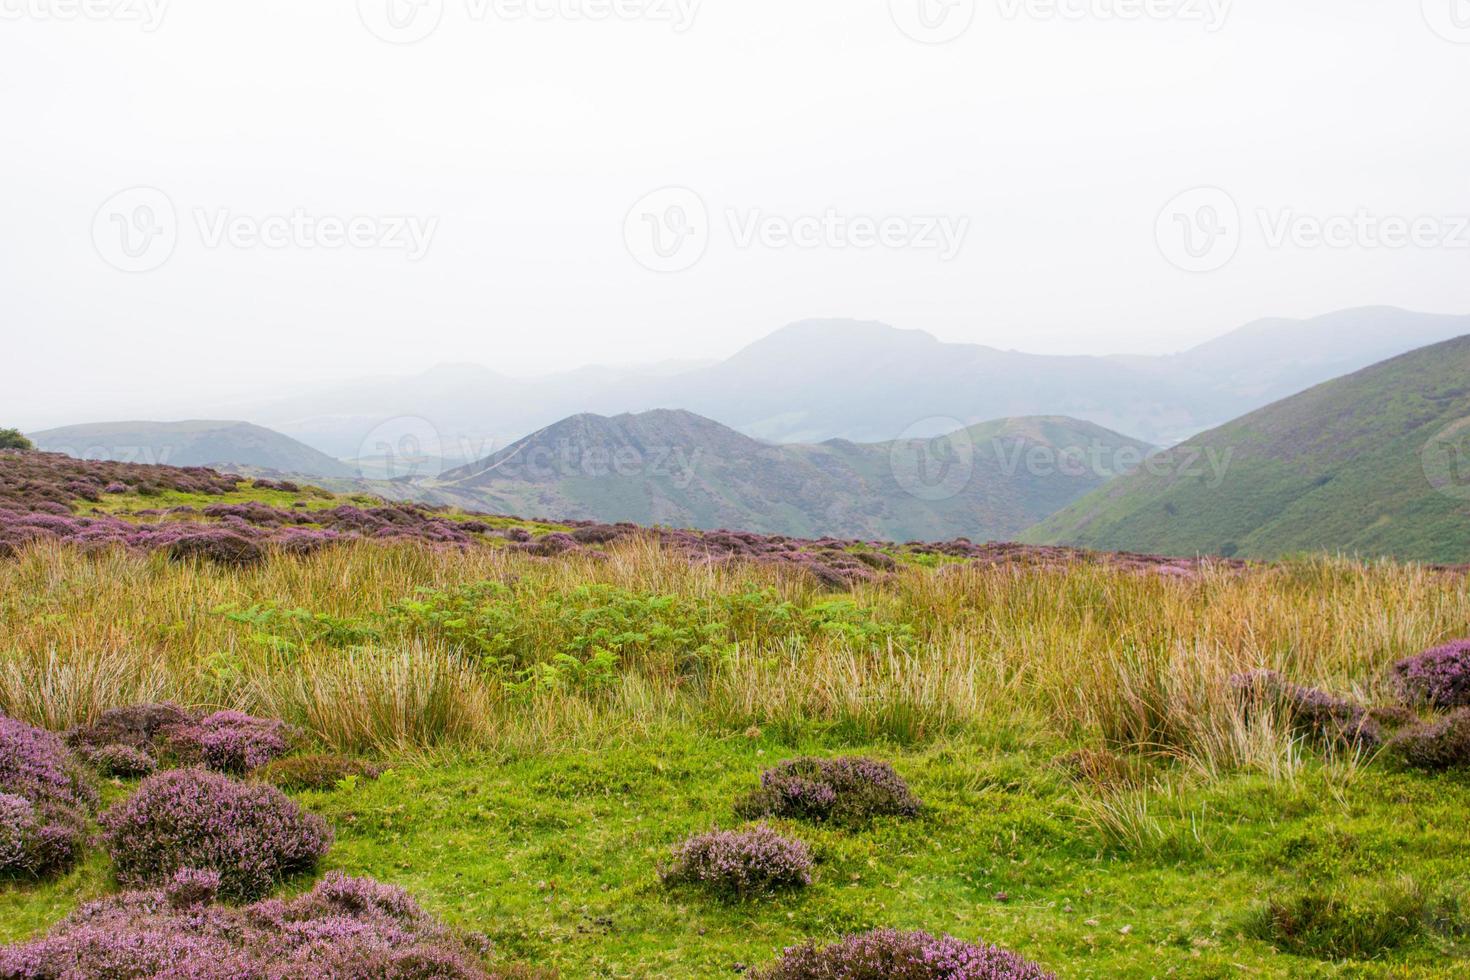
[
  {"left": 439, "top": 409, "right": 1151, "bottom": 541},
  {"left": 1023, "top": 335, "right": 1470, "bottom": 563},
  {"left": 29, "top": 421, "right": 355, "bottom": 479}
]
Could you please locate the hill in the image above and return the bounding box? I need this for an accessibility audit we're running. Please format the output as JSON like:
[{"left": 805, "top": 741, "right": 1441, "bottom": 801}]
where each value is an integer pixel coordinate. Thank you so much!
[
  {"left": 28, "top": 421, "right": 355, "bottom": 479},
  {"left": 1023, "top": 335, "right": 1470, "bottom": 563},
  {"left": 438, "top": 409, "right": 1151, "bottom": 541},
  {"left": 223, "top": 307, "right": 1470, "bottom": 455}
]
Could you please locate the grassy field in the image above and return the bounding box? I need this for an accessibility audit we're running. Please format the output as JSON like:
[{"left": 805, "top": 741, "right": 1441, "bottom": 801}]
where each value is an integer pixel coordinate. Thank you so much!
[{"left": 1, "top": 538, "right": 1469, "bottom": 976}]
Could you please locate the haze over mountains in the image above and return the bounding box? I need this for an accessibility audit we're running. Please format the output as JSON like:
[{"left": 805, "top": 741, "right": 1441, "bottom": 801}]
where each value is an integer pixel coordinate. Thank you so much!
[
  {"left": 220, "top": 307, "right": 1470, "bottom": 460},
  {"left": 1027, "top": 335, "right": 1470, "bottom": 564},
  {"left": 437, "top": 410, "right": 1149, "bottom": 541}
]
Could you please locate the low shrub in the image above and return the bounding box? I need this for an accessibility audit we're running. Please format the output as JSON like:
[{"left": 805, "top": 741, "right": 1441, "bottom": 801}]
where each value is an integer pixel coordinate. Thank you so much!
[
  {"left": 1250, "top": 879, "right": 1467, "bottom": 960},
  {"left": 68, "top": 702, "right": 191, "bottom": 755},
  {"left": 0, "top": 871, "right": 526, "bottom": 978},
  {"left": 1231, "top": 671, "right": 1381, "bottom": 750},
  {"left": 661, "top": 825, "right": 813, "bottom": 899},
  {"left": 87, "top": 743, "right": 157, "bottom": 778},
  {"left": 1386, "top": 709, "right": 1470, "bottom": 771},
  {"left": 250, "top": 753, "right": 383, "bottom": 791},
  {"left": 100, "top": 768, "right": 332, "bottom": 901},
  {"left": 0, "top": 716, "right": 96, "bottom": 878},
  {"left": 166, "top": 710, "right": 295, "bottom": 774},
  {"left": 1393, "top": 640, "right": 1470, "bottom": 709},
  {"left": 736, "top": 757, "right": 922, "bottom": 825},
  {"left": 165, "top": 530, "right": 264, "bottom": 569},
  {"left": 755, "top": 928, "right": 1056, "bottom": 979},
  {"left": 164, "top": 867, "right": 221, "bottom": 909}
]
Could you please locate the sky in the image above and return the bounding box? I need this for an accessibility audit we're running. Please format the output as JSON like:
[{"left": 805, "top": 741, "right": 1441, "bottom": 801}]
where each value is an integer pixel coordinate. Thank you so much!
[{"left": 3, "top": 0, "right": 1469, "bottom": 430}]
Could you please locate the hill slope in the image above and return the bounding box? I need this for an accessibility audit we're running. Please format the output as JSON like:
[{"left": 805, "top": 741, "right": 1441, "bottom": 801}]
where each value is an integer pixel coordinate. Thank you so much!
[
  {"left": 1023, "top": 335, "right": 1470, "bottom": 563},
  {"left": 439, "top": 409, "right": 1150, "bottom": 541},
  {"left": 29, "top": 421, "right": 355, "bottom": 479}
]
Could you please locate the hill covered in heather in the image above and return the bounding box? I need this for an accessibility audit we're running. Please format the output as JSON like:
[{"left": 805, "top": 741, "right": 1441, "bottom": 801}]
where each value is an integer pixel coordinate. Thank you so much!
[
  {"left": 1024, "top": 335, "right": 1470, "bottom": 563},
  {"left": 437, "top": 409, "right": 1151, "bottom": 542},
  {"left": 29, "top": 420, "right": 355, "bottom": 479}
]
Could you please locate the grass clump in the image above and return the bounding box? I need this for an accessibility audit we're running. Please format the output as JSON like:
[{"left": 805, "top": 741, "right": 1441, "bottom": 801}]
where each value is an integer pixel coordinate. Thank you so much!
[
  {"left": 100, "top": 768, "right": 332, "bottom": 901},
  {"left": 735, "top": 757, "right": 921, "bottom": 826},
  {"left": 250, "top": 753, "right": 383, "bottom": 792},
  {"left": 1251, "top": 878, "right": 1468, "bottom": 960}
]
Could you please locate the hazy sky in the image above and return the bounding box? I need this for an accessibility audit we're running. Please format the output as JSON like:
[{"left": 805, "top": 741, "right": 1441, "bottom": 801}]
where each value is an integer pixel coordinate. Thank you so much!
[{"left": 4, "top": 1, "right": 1469, "bottom": 429}]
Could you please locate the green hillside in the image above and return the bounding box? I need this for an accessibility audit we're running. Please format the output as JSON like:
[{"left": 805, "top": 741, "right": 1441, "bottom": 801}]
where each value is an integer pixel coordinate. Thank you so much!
[
  {"left": 1023, "top": 335, "right": 1470, "bottom": 563},
  {"left": 439, "top": 409, "right": 1150, "bottom": 541},
  {"left": 29, "top": 420, "right": 356, "bottom": 479}
]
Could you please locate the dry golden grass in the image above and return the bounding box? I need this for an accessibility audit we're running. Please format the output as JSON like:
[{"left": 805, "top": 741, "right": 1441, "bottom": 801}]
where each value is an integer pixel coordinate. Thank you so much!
[{"left": 1, "top": 539, "right": 1465, "bottom": 775}]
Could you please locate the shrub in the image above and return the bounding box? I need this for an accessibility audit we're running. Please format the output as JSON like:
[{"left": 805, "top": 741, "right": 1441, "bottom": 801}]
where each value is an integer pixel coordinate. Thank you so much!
[
  {"left": 0, "top": 871, "right": 520, "bottom": 978},
  {"left": 0, "top": 716, "right": 96, "bottom": 878},
  {"left": 1231, "top": 671, "right": 1381, "bottom": 750},
  {"left": 68, "top": 702, "right": 191, "bottom": 755},
  {"left": 165, "top": 530, "right": 264, "bottom": 569},
  {"left": 0, "top": 429, "right": 32, "bottom": 451},
  {"left": 87, "top": 743, "right": 157, "bottom": 778},
  {"left": 736, "top": 757, "right": 922, "bottom": 825},
  {"left": 1251, "top": 879, "right": 1466, "bottom": 960},
  {"left": 1386, "top": 709, "right": 1470, "bottom": 771},
  {"left": 166, "top": 710, "right": 295, "bottom": 774},
  {"left": 660, "top": 825, "right": 813, "bottom": 899},
  {"left": 164, "top": 867, "right": 221, "bottom": 909},
  {"left": 1393, "top": 640, "right": 1470, "bottom": 709},
  {"left": 250, "top": 753, "right": 383, "bottom": 791},
  {"left": 755, "top": 928, "right": 1056, "bottom": 979},
  {"left": 100, "top": 768, "right": 332, "bottom": 901}
]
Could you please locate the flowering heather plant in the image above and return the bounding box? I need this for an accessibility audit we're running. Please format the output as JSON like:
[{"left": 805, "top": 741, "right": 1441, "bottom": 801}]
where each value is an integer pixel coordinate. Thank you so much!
[
  {"left": 755, "top": 929, "right": 1056, "bottom": 979},
  {"left": 1230, "top": 671, "right": 1382, "bottom": 751},
  {"left": 1393, "top": 640, "right": 1470, "bottom": 709},
  {"left": 100, "top": 768, "right": 332, "bottom": 901},
  {"left": 1386, "top": 709, "right": 1470, "bottom": 771},
  {"left": 166, "top": 710, "right": 296, "bottom": 774},
  {"left": 165, "top": 529, "right": 266, "bottom": 569},
  {"left": 736, "top": 757, "right": 922, "bottom": 825},
  {"left": 68, "top": 702, "right": 191, "bottom": 755},
  {"left": 0, "top": 716, "right": 96, "bottom": 877},
  {"left": 0, "top": 871, "right": 517, "bottom": 978},
  {"left": 165, "top": 867, "right": 222, "bottom": 909},
  {"left": 87, "top": 743, "right": 158, "bottom": 778},
  {"left": 661, "top": 824, "right": 813, "bottom": 899}
]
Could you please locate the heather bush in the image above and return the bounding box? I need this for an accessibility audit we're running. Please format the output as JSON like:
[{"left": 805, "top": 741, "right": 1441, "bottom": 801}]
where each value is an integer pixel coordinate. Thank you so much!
[
  {"left": 0, "top": 716, "right": 96, "bottom": 878},
  {"left": 166, "top": 710, "right": 296, "bottom": 774},
  {"left": 755, "top": 928, "right": 1056, "bottom": 979},
  {"left": 1393, "top": 640, "right": 1470, "bottom": 709},
  {"left": 100, "top": 768, "right": 332, "bottom": 901},
  {"left": 660, "top": 825, "right": 813, "bottom": 899},
  {"left": 0, "top": 871, "right": 521, "bottom": 978},
  {"left": 165, "top": 530, "right": 265, "bottom": 569},
  {"left": 736, "top": 757, "right": 922, "bottom": 825},
  {"left": 68, "top": 702, "right": 191, "bottom": 755},
  {"left": 87, "top": 743, "right": 158, "bottom": 778},
  {"left": 1386, "top": 709, "right": 1470, "bottom": 771},
  {"left": 1230, "top": 671, "right": 1381, "bottom": 750},
  {"left": 1250, "top": 878, "right": 1467, "bottom": 960},
  {"left": 250, "top": 753, "right": 384, "bottom": 791}
]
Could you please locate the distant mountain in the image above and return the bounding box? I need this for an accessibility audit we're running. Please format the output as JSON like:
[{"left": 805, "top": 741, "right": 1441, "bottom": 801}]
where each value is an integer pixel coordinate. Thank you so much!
[
  {"left": 438, "top": 409, "right": 1151, "bottom": 541},
  {"left": 29, "top": 421, "right": 355, "bottom": 479},
  {"left": 231, "top": 307, "right": 1470, "bottom": 456},
  {"left": 1023, "top": 335, "right": 1470, "bottom": 564}
]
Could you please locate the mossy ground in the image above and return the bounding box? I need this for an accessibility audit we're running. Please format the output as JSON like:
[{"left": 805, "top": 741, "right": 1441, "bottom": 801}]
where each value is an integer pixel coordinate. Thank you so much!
[{"left": 4, "top": 730, "right": 1467, "bottom": 977}]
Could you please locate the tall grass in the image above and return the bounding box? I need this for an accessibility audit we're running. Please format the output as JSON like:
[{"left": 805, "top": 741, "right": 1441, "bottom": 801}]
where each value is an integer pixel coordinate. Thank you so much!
[{"left": 0, "top": 539, "right": 1465, "bottom": 773}]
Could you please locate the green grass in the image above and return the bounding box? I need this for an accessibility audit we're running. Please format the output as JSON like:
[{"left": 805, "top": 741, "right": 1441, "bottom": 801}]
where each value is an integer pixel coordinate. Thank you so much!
[{"left": 5, "top": 731, "right": 1468, "bottom": 977}]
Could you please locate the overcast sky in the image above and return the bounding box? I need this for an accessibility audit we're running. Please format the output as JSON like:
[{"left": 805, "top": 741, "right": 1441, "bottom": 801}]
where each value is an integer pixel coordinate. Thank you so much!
[{"left": 4, "top": 0, "right": 1469, "bottom": 429}]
